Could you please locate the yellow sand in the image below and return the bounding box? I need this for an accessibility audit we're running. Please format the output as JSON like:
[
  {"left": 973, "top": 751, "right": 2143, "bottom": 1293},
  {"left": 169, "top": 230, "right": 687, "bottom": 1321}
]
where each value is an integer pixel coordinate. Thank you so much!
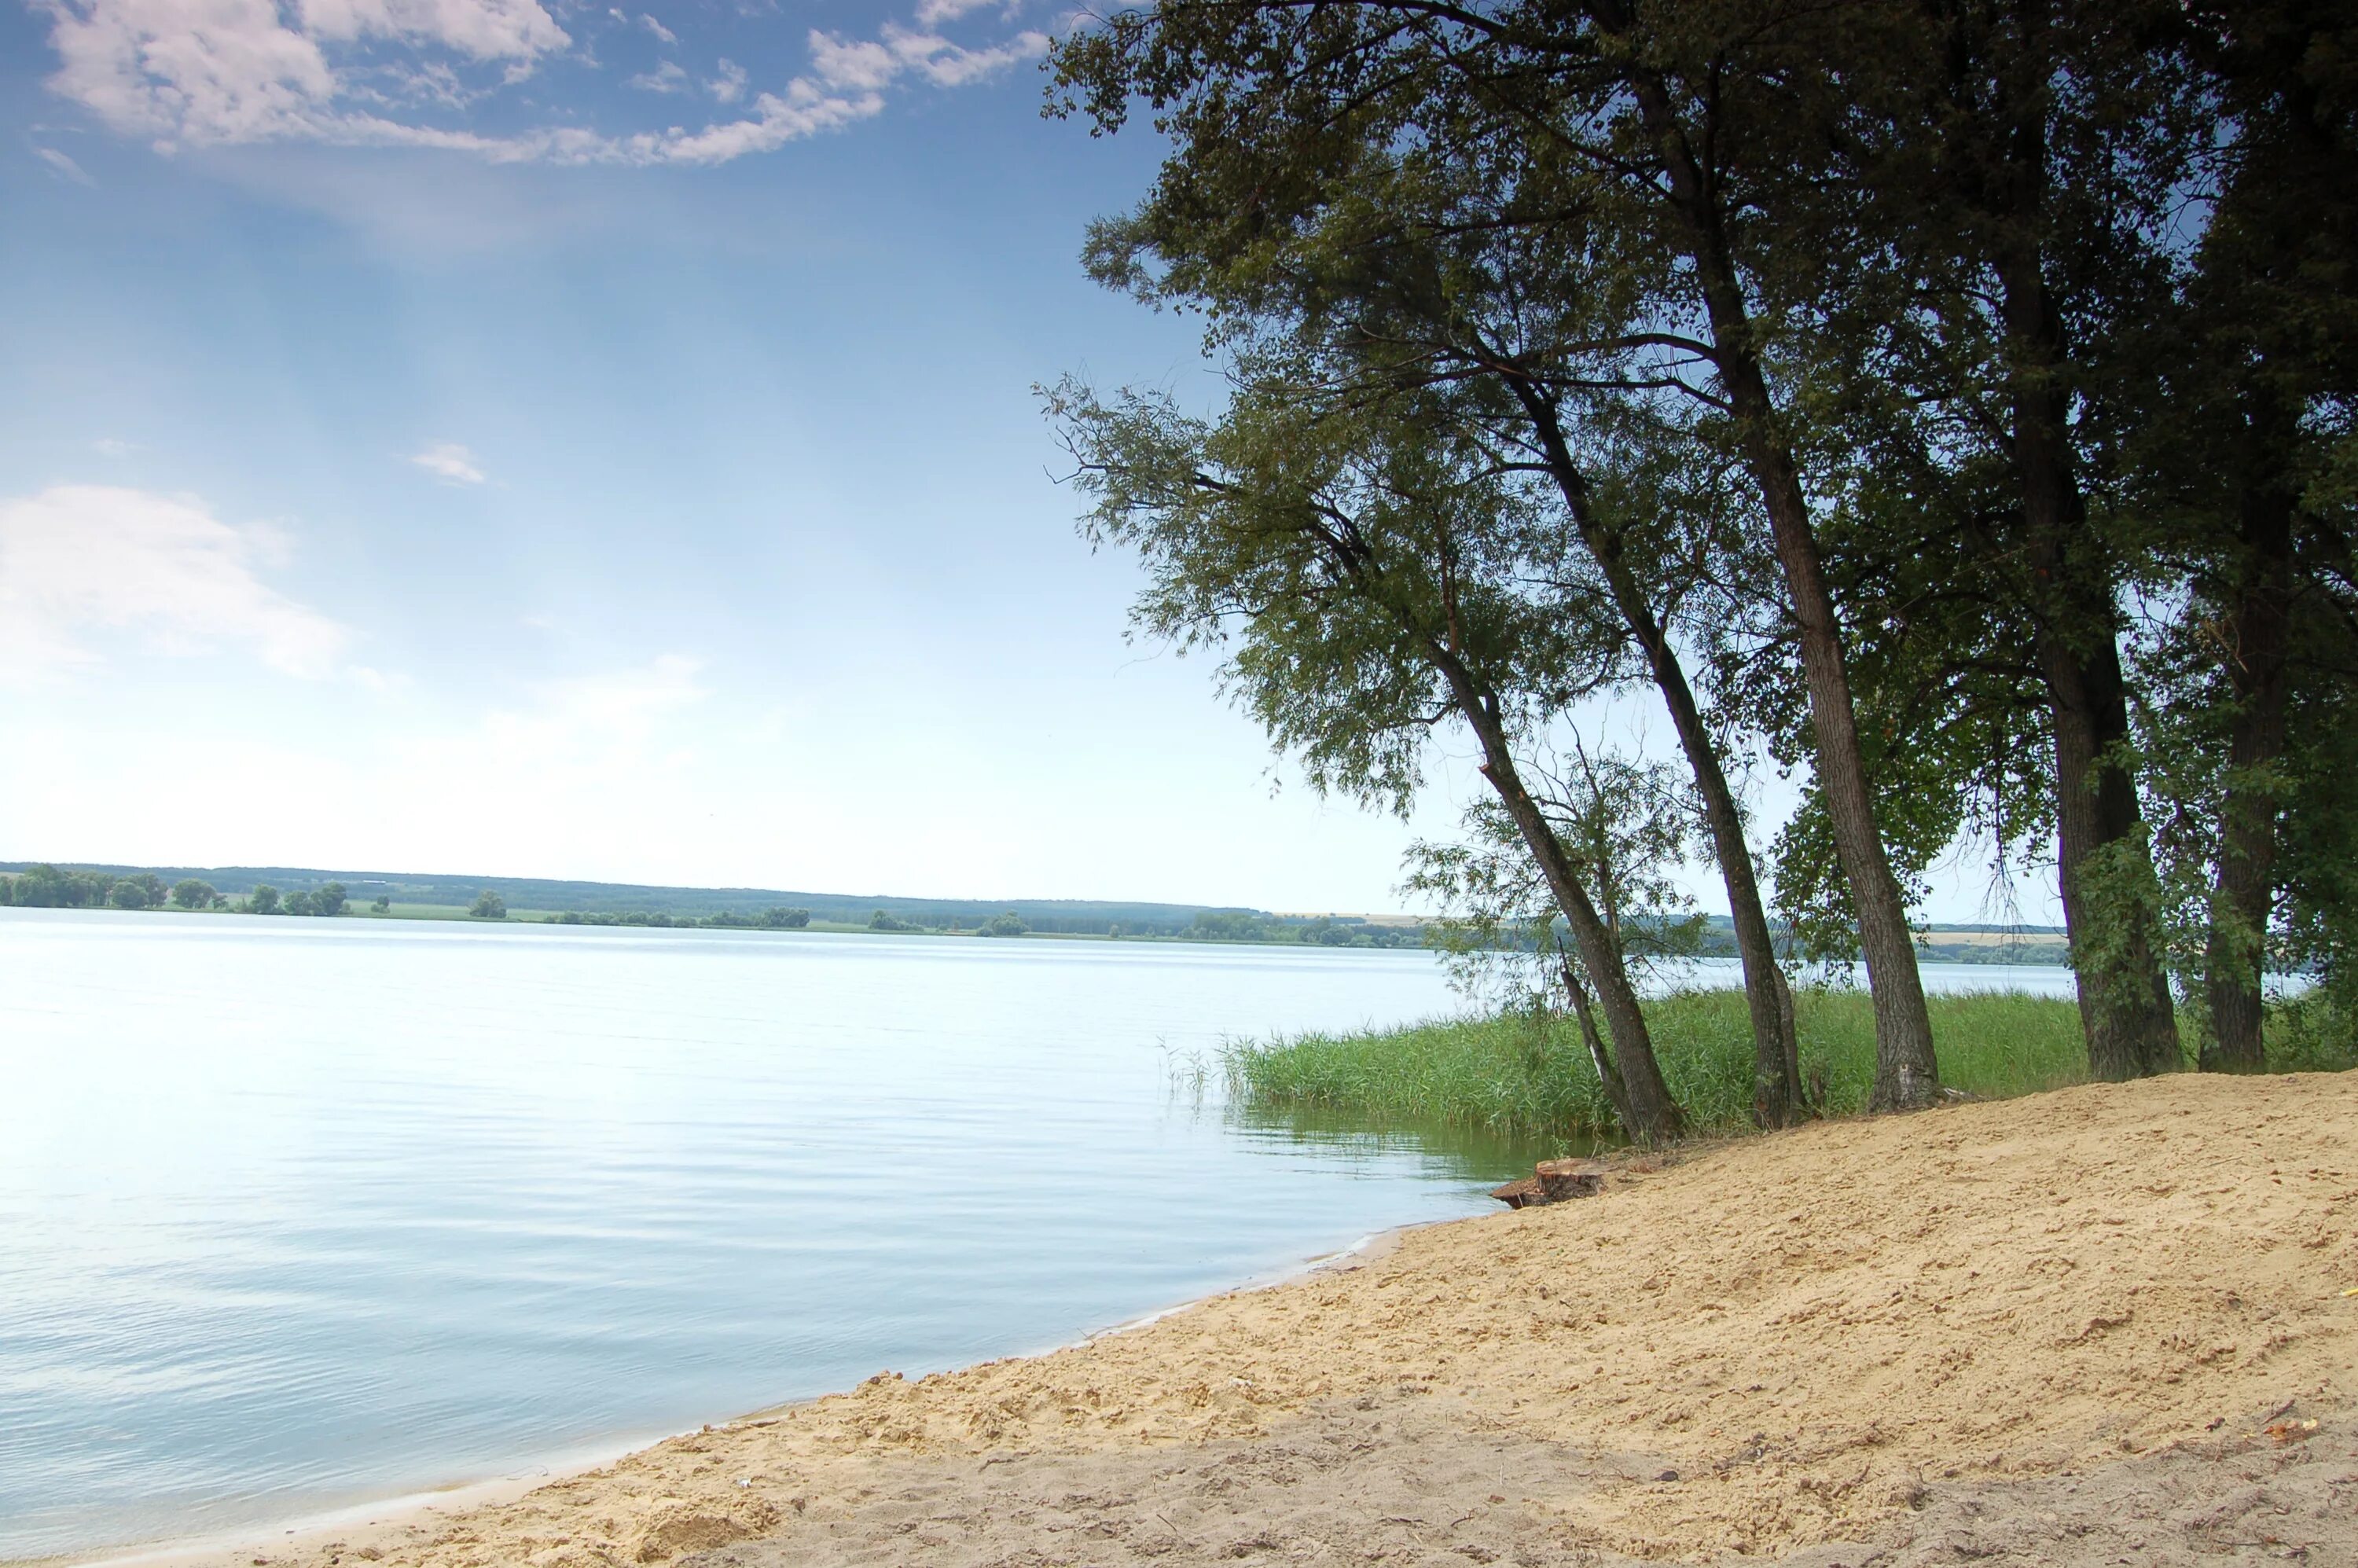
[{"left": 197, "top": 1072, "right": 2358, "bottom": 1566}]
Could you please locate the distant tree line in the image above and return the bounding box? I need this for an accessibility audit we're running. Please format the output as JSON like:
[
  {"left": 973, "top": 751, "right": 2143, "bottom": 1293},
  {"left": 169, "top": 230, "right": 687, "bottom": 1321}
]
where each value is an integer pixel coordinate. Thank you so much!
[
  {"left": 0, "top": 866, "right": 356, "bottom": 916},
  {"left": 1189, "top": 911, "right": 1429, "bottom": 949},
  {"left": 545, "top": 905, "right": 812, "bottom": 930},
  {"left": 221, "top": 881, "right": 348, "bottom": 916},
  {"left": 0, "top": 865, "right": 186, "bottom": 909},
  {"left": 2, "top": 862, "right": 1460, "bottom": 952}
]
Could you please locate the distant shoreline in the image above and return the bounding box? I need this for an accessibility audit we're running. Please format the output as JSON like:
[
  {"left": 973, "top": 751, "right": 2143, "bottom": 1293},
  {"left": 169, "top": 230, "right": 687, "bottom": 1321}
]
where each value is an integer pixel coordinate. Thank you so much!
[{"left": 0, "top": 860, "right": 2076, "bottom": 963}]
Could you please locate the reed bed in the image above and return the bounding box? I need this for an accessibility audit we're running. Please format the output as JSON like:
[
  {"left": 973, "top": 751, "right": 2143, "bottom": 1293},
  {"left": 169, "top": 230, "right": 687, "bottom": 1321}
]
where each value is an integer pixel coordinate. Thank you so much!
[{"left": 1221, "top": 986, "right": 2344, "bottom": 1142}]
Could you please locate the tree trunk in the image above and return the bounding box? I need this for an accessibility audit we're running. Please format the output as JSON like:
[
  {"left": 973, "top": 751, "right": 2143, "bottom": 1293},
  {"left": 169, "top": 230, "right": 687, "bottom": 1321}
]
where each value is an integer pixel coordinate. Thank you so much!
[
  {"left": 1554, "top": 932, "right": 1630, "bottom": 1118},
  {"left": 1515, "top": 387, "right": 1807, "bottom": 1126},
  {"left": 1996, "top": 182, "right": 2183, "bottom": 1080},
  {"left": 1434, "top": 655, "right": 1686, "bottom": 1144},
  {"left": 2036, "top": 621, "right": 2183, "bottom": 1078},
  {"left": 1617, "top": 68, "right": 1941, "bottom": 1111},
  {"left": 2203, "top": 490, "right": 2296, "bottom": 1073}
]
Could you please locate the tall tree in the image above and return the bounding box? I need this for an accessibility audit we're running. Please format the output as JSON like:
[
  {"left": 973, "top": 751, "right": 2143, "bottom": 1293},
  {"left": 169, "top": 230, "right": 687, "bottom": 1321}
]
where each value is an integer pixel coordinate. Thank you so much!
[
  {"left": 1082, "top": 145, "right": 1812, "bottom": 1124},
  {"left": 1765, "top": 0, "right": 2198, "bottom": 1078},
  {"left": 1052, "top": 366, "right": 1688, "bottom": 1141},
  {"left": 2144, "top": 0, "right": 2358, "bottom": 1067},
  {"left": 1056, "top": 9, "right": 1939, "bottom": 1116}
]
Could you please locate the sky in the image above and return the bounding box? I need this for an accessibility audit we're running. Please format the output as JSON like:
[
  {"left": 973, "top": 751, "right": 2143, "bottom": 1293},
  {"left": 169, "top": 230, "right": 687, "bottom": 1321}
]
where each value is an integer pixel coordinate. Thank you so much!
[{"left": 0, "top": 0, "right": 2046, "bottom": 921}]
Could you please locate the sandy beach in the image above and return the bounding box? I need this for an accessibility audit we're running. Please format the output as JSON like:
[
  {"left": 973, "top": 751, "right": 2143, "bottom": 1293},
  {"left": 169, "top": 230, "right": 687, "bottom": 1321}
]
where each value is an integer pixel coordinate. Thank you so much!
[{"left": 108, "top": 1073, "right": 2358, "bottom": 1566}]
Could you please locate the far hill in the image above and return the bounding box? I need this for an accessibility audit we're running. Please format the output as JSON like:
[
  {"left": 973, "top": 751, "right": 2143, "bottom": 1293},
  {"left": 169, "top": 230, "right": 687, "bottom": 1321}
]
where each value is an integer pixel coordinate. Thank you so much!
[
  {"left": 0, "top": 861, "right": 1323, "bottom": 939},
  {"left": 0, "top": 861, "right": 2068, "bottom": 960}
]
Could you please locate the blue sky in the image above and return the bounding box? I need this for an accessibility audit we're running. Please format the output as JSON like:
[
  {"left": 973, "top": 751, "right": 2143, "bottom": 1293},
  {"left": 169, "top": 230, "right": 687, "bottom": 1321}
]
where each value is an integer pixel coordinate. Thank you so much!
[
  {"left": 0, "top": 0, "right": 1503, "bottom": 911},
  {"left": 0, "top": 0, "right": 2040, "bottom": 921}
]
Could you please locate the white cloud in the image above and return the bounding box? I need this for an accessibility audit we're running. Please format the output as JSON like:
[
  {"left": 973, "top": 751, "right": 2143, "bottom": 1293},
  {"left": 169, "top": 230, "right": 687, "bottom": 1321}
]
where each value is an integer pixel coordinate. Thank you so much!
[
  {"left": 34, "top": 145, "right": 96, "bottom": 184},
  {"left": 627, "top": 59, "right": 688, "bottom": 93},
  {"left": 92, "top": 436, "right": 137, "bottom": 457},
  {"left": 297, "top": 0, "right": 567, "bottom": 57},
  {"left": 0, "top": 484, "right": 349, "bottom": 679},
  {"left": 37, "top": 0, "right": 1052, "bottom": 166},
  {"left": 411, "top": 441, "right": 488, "bottom": 483},
  {"left": 809, "top": 23, "right": 1047, "bottom": 94},
  {"left": 913, "top": 0, "right": 1000, "bottom": 24}
]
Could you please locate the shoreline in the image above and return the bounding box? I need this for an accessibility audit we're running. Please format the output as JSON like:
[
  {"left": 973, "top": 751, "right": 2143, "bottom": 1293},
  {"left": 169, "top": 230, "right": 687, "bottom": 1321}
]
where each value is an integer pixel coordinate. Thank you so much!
[
  {"left": 43, "top": 1227, "right": 1418, "bottom": 1568},
  {"left": 37, "top": 1074, "right": 2358, "bottom": 1566}
]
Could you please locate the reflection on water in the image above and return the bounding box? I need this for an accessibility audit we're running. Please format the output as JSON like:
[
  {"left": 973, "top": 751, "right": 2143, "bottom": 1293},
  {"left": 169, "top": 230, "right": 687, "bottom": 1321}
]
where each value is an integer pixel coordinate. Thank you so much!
[{"left": 1223, "top": 1103, "right": 1593, "bottom": 1184}]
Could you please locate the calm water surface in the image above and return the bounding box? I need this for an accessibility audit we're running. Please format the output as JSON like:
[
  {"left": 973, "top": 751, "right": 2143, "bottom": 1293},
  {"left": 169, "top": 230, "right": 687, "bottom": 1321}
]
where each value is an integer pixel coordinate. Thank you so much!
[
  {"left": 0, "top": 912, "right": 2096, "bottom": 1560},
  {"left": 0, "top": 909, "right": 1522, "bottom": 1561}
]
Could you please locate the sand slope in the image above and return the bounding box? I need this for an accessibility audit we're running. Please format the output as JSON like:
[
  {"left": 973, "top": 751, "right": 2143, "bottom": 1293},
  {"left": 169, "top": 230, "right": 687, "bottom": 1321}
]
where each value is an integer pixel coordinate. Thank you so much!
[{"left": 219, "top": 1073, "right": 2358, "bottom": 1566}]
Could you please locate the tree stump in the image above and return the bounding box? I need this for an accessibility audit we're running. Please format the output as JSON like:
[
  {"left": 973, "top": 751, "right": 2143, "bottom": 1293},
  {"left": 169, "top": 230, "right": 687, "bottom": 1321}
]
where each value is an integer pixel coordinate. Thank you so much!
[
  {"left": 1536, "top": 1159, "right": 1605, "bottom": 1201},
  {"left": 1490, "top": 1160, "right": 1607, "bottom": 1208},
  {"left": 1489, "top": 1177, "right": 1544, "bottom": 1209}
]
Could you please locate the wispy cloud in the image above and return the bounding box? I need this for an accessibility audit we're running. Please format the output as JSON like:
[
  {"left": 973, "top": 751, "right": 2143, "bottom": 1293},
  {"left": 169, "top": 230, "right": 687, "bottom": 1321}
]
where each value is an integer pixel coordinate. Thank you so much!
[
  {"left": 33, "top": 145, "right": 96, "bottom": 184},
  {"left": 808, "top": 23, "right": 1049, "bottom": 93},
  {"left": 411, "top": 442, "right": 487, "bottom": 484},
  {"left": 0, "top": 484, "right": 349, "bottom": 680},
  {"left": 91, "top": 436, "right": 136, "bottom": 457},
  {"left": 627, "top": 60, "right": 689, "bottom": 94},
  {"left": 36, "top": 0, "right": 1052, "bottom": 167},
  {"left": 913, "top": 0, "right": 1003, "bottom": 24}
]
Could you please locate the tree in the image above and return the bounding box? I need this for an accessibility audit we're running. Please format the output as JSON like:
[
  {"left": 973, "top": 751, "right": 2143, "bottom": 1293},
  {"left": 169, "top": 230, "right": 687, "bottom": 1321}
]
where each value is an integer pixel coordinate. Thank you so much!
[
  {"left": 171, "top": 879, "right": 218, "bottom": 910},
  {"left": 2122, "top": 0, "right": 2358, "bottom": 1070},
  {"left": 469, "top": 889, "right": 506, "bottom": 920},
  {"left": 312, "top": 883, "right": 348, "bottom": 917},
  {"left": 1080, "top": 148, "right": 1818, "bottom": 1116},
  {"left": 1735, "top": 0, "right": 2199, "bottom": 1080},
  {"left": 1049, "top": 0, "right": 1939, "bottom": 1113},
  {"left": 1410, "top": 740, "right": 1709, "bottom": 1083},
  {"left": 107, "top": 873, "right": 167, "bottom": 910},
  {"left": 371, "top": 894, "right": 392, "bottom": 914},
  {"left": 10, "top": 865, "right": 76, "bottom": 907},
  {"left": 867, "top": 909, "right": 914, "bottom": 933},
  {"left": 247, "top": 884, "right": 281, "bottom": 915},
  {"left": 978, "top": 911, "right": 1029, "bottom": 937},
  {"left": 282, "top": 890, "right": 317, "bottom": 916},
  {"left": 1053, "top": 369, "right": 1686, "bottom": 1142},
  {"left": 760, "top": 906, "right": 810, "bottom": 929}
]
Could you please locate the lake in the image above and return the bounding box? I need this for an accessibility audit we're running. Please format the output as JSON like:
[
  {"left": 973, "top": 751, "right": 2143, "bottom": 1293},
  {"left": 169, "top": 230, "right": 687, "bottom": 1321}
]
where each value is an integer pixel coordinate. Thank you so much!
[
  {"left": 0, "top": 910, "right": 2084, "bottom": 1562},
  {"left": 0, "top": 909, "right": 1522, "bottom": 1562}
]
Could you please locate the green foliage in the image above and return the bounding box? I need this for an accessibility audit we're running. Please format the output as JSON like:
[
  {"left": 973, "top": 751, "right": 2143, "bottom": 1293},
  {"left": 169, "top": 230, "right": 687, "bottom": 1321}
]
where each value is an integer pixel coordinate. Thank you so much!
[
  {"left": 866, "top": 909, "right": 915, "bottom": 933},
  {"left": 5, "top": 865, "right": 117, "bottom": 908},
  {"left": 2263, "top": 990, "right": 2358, "bottom": 1075},
  {"left": 1227, "top": 990, "right": 2100, "bottom": 1141},
  {"left": 171, "top": 879, "right": 218, "bottom": 910},
  {"left": 761, "top": 906, "right": 810, "bottom": 929},
  {"left": 107, "top": 872, "right": 165, "bottom": 910},
  {"left": 977, "top": 911, "right": 1029, "bottom": 938},
  {"left": 1407, "top": 753, "right": 1706, "bottom": 995},
  {"left": 247, "top": 884, "right": 281, "bottom": 916},
  {"left": 468, "top": 889, "right": 507, "bottom": 920},
  {"left": 371, "top": 894, "right": 392, "bottom": 913},
  {"left": 1186, "top": 909, "right": 1427, "bottom": 949},
  {"left": 1046, "top": 0, "right": 2358, "bottom": 1090}
]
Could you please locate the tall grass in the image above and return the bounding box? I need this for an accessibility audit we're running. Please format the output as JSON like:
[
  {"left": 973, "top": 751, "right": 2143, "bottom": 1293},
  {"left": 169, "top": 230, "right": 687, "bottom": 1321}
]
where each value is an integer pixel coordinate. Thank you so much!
[{"left": 1225, "top": 988, "right": 2100, "bottom": 1142}]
